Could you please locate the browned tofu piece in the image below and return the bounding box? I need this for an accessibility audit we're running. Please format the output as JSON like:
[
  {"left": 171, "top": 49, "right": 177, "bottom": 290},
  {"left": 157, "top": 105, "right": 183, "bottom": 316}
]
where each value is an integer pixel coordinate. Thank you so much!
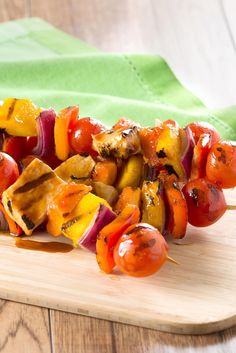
[
  {"left": 2, "top": 158, "right": 64, "bottom": 235},
  {"left": 92, "top": 127, "right": 141, "bottom": 159},
  {"left": 54, "top": 154, "right": 95, "bottom": 183}
]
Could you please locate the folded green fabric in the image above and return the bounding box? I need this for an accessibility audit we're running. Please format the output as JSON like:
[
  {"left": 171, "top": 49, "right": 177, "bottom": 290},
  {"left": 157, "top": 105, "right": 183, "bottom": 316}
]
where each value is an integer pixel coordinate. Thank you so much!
[{"left": 0, "top": 17, "right": 235, "bottom": 139}]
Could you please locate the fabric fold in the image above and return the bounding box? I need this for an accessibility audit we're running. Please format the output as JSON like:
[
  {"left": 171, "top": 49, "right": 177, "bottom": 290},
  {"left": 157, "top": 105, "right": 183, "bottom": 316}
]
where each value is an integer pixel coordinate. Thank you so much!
[{"left": 0, "top": 17, "right": 235, "bottom": 139}]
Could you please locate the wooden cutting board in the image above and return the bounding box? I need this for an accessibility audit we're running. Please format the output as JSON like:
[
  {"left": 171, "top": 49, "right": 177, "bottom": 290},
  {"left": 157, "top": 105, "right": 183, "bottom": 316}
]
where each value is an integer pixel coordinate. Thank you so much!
[{"left": 0, "top": 189, "right": 235, "bottom": 335}]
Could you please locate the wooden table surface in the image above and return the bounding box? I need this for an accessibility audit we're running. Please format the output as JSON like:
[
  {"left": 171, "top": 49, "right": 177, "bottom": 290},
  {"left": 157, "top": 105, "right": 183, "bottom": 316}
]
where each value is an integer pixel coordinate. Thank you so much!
[{"left": 1, "top": 0, "right": 236, "bottom": 352}]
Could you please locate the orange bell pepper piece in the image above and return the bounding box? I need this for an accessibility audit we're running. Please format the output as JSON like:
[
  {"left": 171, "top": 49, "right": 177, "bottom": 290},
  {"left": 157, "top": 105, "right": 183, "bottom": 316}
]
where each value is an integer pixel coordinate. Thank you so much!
[
  {"left": 114, "top": 186, "right": 141, "bottom": 213},
  {"left": 139, "top": 127, "right": 162, "bottom": 166},
  {"left": 112, "top": 117, "right": 138, "bottom": 130},
  {"left": 92, "top": 160, "right": 117, "bottom": 185},
  {"left": 54, "top": 106, "right": 79, "bottom": 160},
  {"left": 163, "top": 119, "right": 179, "bottom": 129},
  {"left": 47, "top": 183, "right": 91, "bottom": 237},
  {"left": 164, "top": 176, "right": 188, "bottom": 239},
  {"left": 96, "top": 204, "right": 140, "bottom": 274},
  {"left": 0, "top": 203, "right": 23, "bottom": 236}
]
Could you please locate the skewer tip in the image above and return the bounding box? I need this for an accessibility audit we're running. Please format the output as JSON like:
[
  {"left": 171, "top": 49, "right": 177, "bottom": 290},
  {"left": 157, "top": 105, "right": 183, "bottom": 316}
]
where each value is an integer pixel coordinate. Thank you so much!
[{"left": 166, "top": 255, "right": 179, "bottom": 265}]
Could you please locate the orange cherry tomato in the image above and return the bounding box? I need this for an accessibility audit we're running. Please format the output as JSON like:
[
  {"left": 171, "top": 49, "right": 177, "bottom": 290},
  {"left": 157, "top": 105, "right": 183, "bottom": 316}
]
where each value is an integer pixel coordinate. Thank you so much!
[
  {"left": 187, "top": 122, "right": 220, "bottom": 145},
  {"left": 183, "top": 178, "right": 227, "bottom": 227},
  {"left": 206, "top": 141, "right": 236, "bottom": 189},
  {"left": 96, "top": 204, "right": 140, "bottom": 274},
  {"left": 114, "top": 223, "right": 168, "bottom": 277},
  {"left": 0, "top": 152, "right": 19, "bottom": 197}
]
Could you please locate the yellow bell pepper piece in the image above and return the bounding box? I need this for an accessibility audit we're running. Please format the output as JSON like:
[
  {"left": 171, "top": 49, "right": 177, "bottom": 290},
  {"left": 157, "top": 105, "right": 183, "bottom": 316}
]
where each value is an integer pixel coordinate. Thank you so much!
[
  {"left": 61, "top": 192, "right": 110, "bottom": 246},
  {"left": 116, "top": 155, "right": 143, "bottom": 192},
  {"left": 47, "top": 183, "right": 92, "bottom": 237},
  {"left": 54, "top": 106, "right": 79, "bottom": 161},
  {"left": 141, "top": 180, "right": 166, "bottom": 232},
  {"left": 156, "top": 125, "right": 185, "bottom": 180},
  {"left": 0, "top": 98, "right": 41, "bottom": 136}
]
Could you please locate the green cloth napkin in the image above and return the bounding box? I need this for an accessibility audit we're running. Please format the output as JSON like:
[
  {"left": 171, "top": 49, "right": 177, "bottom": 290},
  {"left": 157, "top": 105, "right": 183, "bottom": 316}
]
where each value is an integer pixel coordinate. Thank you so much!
[{"left": 0, "top": 17, "right": 235, "bottom": 139}]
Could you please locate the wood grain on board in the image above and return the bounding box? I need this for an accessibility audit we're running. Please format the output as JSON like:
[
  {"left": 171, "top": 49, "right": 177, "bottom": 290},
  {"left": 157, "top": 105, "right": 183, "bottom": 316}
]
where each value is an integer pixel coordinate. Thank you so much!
[{"left": 0, "top": 189, "right": 235, "bottom": 336}]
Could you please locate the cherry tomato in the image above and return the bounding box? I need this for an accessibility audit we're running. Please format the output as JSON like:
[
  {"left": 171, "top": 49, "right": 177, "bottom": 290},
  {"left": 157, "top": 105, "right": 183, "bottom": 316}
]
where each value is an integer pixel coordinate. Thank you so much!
[
  {"left": 69, "top": 117, "right": 106, "bottom": 156},
  {"left": 182, "top": 178, "right": 227, "bottom": 227},
  {"left": 190, "top": 133, "right": 212, "bottom": 180},
  {"left": 114, "top": 223, "right": 168, "bottom": 277},
  {"left": 0, "top": 152, "right": 19, "bottom": 197},
  {"left": 19, "top": 155, "right": 41, "bottom": 171},
  {"left": 187, "top": 122, "right": 220, "bottom": 145},
  {"left": 2, "top": 136, "right": 26, "bottom": 162},
  {"left": 42, "top": 152, "right": 62, "bottom": 169},
  {"left": 206, "top": 141, "right": 236, "bottom": 189},
  {"left": 24, "top": 136, "right": 38, "bottom": 154}
]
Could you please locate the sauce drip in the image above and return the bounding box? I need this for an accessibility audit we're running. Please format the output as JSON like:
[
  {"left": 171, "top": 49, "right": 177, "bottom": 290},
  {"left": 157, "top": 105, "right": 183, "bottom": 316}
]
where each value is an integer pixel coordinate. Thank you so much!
[{"left": 15, "top": 238, "right": 73, "bottom": 253}]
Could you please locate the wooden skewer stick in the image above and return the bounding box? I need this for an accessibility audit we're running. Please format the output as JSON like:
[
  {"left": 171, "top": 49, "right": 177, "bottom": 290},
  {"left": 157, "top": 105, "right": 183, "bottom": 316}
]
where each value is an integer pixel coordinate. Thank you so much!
[
  {"left": 166, "top": 255, "right": 179, "bottom": 265},
  {"left": 227, "top": 205, "right": 236, "bottom": 210}
]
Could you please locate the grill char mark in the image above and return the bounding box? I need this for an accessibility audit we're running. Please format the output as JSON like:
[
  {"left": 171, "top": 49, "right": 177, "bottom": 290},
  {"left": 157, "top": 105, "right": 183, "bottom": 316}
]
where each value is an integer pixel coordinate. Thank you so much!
[
  {"left": 6, "top": 98, "right": 17, "bottom": 120},
  {"left": 21, "top": 214, "right": 35, "bottom": 230},
  {"left": 13, "top": 172, "right": 55, "bottom": 195}
]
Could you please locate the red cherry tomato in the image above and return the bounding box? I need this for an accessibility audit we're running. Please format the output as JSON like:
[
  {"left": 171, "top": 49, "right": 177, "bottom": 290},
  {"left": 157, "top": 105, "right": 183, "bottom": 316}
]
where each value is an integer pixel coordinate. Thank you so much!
[
  {"left": 187, "top": 122, "right": 220, "bottom": 145},
  {"left": 42, "top": 152, "right": 62, "bottom": 169},
  {"left": 182, "top": 178, "right": 227, "bottom": 227},
  {"left": 69, "top": 117, "right": 106, "bottom": 156},
  {"left": 19, "top": 155, "right": 41, "bottom": 171},
  {"left": 114, "top": 223, "right": 168, "bottom": 277},
  {"left": 2, "top": 136, "right": 26, "bottom": 162},
  {"left": 206, "top": 141, "right": 236, "bottom": 189},
  {"left": 0, "top": 152, "right": 19, "bottom": 197},
  {"left": 190, "top": 133, "right": 212, "bottom": 180},
  {"left": 24, "top": 136, "right": 38, "bottom": 154}
]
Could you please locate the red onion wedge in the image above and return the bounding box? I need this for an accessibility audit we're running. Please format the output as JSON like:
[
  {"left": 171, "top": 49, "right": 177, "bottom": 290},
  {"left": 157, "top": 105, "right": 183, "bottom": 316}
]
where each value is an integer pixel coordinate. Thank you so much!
[
  {"left": 180, "top": 127, "right": 195, "bottom": 179},
  {"left": 78, "top": 204, "right": 116, "bottom": 253},
  {"left": 33, "top": 109, "right": 56, "bottom": 156}
]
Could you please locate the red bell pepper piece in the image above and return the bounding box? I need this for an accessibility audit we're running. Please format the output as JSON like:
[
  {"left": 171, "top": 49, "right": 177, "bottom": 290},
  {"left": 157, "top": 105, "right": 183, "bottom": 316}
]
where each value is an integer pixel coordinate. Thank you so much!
[{"left": 96, "top": 204, "right": 140, "bottom": 274}]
